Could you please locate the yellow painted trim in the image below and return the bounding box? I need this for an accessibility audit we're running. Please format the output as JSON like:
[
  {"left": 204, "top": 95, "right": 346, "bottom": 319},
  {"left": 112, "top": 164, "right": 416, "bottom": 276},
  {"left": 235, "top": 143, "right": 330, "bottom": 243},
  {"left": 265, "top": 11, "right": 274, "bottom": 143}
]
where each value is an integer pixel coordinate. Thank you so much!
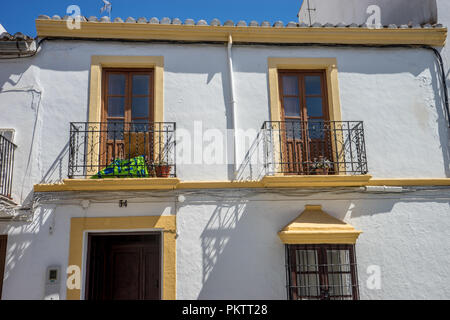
[
  {"left": 268, "top": 57, "right": 342, "bottom": 123},
  {"left": 261, "top": 175, "right": 372, "bottom": 187},
  {"left": 36, "top": 20, "right": 447, "bottom": 46},
  {"left": 367, "top": 178, "right": 450, "bottom": 186},
  {"left": 67, "top": 216, "right": 176, "bottom": 300},
  {"left": 177, "top": 181, "right": 264, "bottom": 189},
  {"left": 86, "top": 55, "right": 164, "bottom": 176},
  {"left": 34, "top": 177, "right": 450, "bottom": 192},
  {"left": 34, "top": 178, "right": 180, "bottom": 192},
  {"left": 278, "top": 205, "right": 362, "bottom": 244},
  {"left": 267, "top": 57, "right": 345, "bottom": 174},
  {"left": 89, "top": 55, "right": 164, "bottom": 124}
]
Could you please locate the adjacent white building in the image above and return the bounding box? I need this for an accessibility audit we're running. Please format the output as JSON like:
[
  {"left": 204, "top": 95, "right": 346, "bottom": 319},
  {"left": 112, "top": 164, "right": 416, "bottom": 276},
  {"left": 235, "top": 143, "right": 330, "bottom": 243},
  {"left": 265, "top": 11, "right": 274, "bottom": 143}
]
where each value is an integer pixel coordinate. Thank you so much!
[{"left": 0, "top": 3, "right": 449, "bottom": 300}]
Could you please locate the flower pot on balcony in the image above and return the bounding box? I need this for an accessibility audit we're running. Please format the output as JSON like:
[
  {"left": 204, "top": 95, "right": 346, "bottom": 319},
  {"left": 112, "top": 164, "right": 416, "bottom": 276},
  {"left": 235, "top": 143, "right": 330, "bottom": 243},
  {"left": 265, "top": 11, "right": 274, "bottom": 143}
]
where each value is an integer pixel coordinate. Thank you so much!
[
  {"left": 156, "top": 165, "right": 171, "bottom": 178},
  {"left": 315, "top": 168, "right": 329, "bottom": 175}
]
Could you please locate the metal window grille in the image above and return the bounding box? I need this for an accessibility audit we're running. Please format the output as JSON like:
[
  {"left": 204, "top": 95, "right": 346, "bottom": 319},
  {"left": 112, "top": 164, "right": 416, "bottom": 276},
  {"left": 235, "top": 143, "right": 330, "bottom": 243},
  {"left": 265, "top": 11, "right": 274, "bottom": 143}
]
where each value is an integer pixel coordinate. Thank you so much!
[
  {"left": 0, "top": 134, "right": 16, "bottom": 199},
  {"left": 286, "top": 244, "right": 359, "bottom": 300}
]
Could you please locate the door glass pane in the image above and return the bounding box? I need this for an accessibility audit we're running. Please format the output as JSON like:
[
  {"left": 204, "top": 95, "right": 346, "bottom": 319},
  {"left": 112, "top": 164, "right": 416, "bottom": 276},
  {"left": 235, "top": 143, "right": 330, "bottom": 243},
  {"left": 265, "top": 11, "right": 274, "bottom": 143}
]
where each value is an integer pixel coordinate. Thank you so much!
[
  {"left": 305, "top": 76, "right": 322, "bottom": 95},
  {"left": 107, "top": 120, "right": 124, "bottom": 140},
  {"left": 108, "top": 97, "right": 125, "bottom": 117},
  {"left": 132, "top": 97, "right": 149, "bottom": 118},
  {"left": 308, "top": 120, "right": 325, "bottom": 139},
  {"left": 108, "top": 74, "right": 126, "bottom": 95},
  {"left": 306, "top": 97, "right": 323, "bottom": 117},
  {"left": 132, "top": 75, "right": 150, "bottom": 95},
  {"left": 284, "top": 97, "right": 301, "bottom": 117},
  {"left": 282, "top": 76, "right": 299, "bottom": 96},
  {"left": 285, "top": 121, "right": 302, "bottom": 140}
]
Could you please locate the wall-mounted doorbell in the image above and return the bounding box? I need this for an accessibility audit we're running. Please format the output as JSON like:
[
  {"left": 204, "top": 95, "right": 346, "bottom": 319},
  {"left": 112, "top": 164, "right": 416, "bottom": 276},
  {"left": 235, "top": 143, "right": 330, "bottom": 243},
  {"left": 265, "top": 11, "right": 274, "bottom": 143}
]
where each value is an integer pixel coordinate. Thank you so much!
[{"left": 44, "top": 265, "right": 61, "bottom": 300}]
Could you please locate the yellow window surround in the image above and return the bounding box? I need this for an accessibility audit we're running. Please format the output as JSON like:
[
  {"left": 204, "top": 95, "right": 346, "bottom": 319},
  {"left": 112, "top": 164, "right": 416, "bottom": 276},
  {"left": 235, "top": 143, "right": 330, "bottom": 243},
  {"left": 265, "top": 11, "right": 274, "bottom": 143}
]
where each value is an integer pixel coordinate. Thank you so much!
[
  {"left": 267, "top": 57, "right": 346, "bottom": 175},
  {"left": 86, "top": 55, "right": 164, "bottom": 177},
  {"left": 278, "top": 205, "right": 362, "bottom": 244},
  {"left": 89, "top": 55, "right": 164, "bottom": 124},
  {"left": 67, "top": 216, "right": 176, "bottom": 300}
]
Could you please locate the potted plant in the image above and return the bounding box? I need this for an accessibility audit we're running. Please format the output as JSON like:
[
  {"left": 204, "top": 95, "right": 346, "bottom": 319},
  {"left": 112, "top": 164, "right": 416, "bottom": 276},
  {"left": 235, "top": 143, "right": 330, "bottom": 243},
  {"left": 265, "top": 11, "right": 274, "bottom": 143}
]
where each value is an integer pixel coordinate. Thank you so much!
[
  {"left": 154, "top": 161, "right": 171, "bottom": 178},
  {"left": 311, "top": 156, "right": 333, "bottom": 175}
]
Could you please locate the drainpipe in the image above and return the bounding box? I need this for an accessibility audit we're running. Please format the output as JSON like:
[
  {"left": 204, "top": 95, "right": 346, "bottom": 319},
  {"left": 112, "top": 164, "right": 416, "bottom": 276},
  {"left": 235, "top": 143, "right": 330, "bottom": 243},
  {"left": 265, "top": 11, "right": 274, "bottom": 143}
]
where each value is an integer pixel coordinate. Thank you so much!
[{"left": 227, "top": 34, "right": 238, "bottom": 176}]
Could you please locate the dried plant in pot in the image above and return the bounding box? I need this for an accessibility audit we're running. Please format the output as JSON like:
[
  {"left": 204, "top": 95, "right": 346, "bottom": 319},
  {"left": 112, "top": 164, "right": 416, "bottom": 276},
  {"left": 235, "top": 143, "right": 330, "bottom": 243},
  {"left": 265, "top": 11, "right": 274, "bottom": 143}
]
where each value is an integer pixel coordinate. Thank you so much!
[{"left": 311, "top": 156, "right": 333, "bottom": 175}]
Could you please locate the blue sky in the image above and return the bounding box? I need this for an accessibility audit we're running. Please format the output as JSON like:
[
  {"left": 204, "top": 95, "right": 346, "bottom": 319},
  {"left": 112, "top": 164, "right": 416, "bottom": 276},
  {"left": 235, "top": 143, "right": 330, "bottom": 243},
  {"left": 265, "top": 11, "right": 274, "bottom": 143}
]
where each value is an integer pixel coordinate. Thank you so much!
[{"left": 0, "top": 0, "right": 304, "bottom": 37}]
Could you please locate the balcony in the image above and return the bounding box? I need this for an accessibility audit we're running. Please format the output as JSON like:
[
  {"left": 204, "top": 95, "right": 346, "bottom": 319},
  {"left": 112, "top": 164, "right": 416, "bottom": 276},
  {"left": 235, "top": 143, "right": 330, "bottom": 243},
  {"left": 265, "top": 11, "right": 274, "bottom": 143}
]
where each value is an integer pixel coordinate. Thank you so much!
[
  {"left": 0, "top": 134, "right": 16, "bottom": 199},
  {"left": 68, "top": 122, "right": 176, "bottom": 179},
  {"left": 262, "top": 121, "right": 368, "bottom": 176}
]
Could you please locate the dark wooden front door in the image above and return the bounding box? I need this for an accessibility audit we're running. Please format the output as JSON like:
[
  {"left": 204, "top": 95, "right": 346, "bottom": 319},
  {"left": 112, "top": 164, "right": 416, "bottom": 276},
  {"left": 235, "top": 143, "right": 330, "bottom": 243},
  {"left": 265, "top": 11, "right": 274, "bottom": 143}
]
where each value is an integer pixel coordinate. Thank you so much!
[
  {"left": 86, "top": 233, "right": 161, "bottom": 300},
  {"left": 278, "top": 70, "right": 332, "bottom": 174},
  {"left": 0, "top": 235, "right": 7, "bottom": 299}
]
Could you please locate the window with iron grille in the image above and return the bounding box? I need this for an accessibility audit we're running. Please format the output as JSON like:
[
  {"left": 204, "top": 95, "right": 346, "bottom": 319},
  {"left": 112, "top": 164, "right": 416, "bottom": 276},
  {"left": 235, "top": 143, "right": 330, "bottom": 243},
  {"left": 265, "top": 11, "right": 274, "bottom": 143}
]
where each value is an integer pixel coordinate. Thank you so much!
[{"left": 286, "top": 244, "right": 359, "bottom": 300}]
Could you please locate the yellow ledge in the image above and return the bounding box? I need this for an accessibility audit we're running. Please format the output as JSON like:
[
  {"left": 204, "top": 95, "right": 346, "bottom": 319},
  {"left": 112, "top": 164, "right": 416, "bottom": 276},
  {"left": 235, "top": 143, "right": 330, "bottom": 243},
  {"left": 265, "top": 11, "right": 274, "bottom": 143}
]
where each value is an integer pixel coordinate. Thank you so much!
[
  {"left": 34, "top": 176, "right": 450, "bottom": 193},
  {"left": 34, "top": 178, "right": 181, "bottom": 192},
  {"left": 36, "top": 20, "right": 447, "bottom": 47},
  {"left": 367, "top": 178, "right": 450, "bottom": 186},
  {"left": 261, "top": 174, "right": 373, "bottom": 187}
]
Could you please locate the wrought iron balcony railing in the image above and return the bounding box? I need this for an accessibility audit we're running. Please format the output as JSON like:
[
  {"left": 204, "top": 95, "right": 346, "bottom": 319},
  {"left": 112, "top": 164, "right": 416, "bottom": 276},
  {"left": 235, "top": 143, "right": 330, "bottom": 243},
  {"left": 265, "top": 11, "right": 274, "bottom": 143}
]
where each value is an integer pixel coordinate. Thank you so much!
[
  {"left": 262, "top": 121, "right": 368, "bottom": 176},
  {"left": 0, "top": 134, "right": 16, "bottom": 198},
  {"left": 68, "top": 122, "right": 176, "bottom": 179}
]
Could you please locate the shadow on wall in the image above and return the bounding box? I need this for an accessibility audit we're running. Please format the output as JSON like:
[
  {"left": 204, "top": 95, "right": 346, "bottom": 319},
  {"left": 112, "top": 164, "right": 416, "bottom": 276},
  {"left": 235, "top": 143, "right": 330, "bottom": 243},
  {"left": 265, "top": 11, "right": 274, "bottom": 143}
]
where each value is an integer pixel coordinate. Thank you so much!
[
  {"left": 0, "top": 206, "right": 55, "bottom": 299},
  {"left": 195, "top": 193, "right": 413, "bottom": 299},
  {"left": 339, "top": 48, "right": 450, "bottom": 177},
  {"left": 430, "top": 52, "right": 450, "bottom": 177},
  {"left": 40, "top": 142, "right": 70, "bottom": 184},
  {"left": 198, "top": 197, "right": 287, "bottom": 299},
  {"left": 234, "top": 127, "right": 267, "bottom": 181}
]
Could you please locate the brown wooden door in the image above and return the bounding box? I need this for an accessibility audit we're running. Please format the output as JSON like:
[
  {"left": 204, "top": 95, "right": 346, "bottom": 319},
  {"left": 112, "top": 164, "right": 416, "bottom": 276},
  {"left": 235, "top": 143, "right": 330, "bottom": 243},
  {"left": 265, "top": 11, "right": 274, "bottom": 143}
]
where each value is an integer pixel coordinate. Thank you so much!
[
  {"left": 0, "top": 235, "right": 7, "bottom": 299},
  {"left": 278, "top": 71, "right": 331, "bottom": 174},
  {"left": 86, "top": 233, "right": 161, "bottom": 300},
  {"left": 101, "top": 69, "right": 154, "bottom": 167}
]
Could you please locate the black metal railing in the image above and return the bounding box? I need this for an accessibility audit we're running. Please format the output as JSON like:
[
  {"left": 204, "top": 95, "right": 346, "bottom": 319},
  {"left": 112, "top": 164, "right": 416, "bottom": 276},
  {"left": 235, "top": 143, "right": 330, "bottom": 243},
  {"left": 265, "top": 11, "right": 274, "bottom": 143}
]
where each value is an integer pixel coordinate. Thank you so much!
[
  {"left": 0, "top": 134, "right": 16, "bottom": 198},
  {"left": 68, "top": 122, "right": 176, "bottom": 179},
  {"left": 262, "top": 121, "right": 368, "bottom": 175}
]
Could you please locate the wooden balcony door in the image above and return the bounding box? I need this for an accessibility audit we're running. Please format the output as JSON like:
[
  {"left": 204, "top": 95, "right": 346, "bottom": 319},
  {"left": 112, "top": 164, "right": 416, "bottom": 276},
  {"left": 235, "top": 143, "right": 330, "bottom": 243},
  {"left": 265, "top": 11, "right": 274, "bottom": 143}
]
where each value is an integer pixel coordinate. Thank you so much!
[
  {"left": 101, "top": 69, "right": 154, "bottom": 167},
  {"left": 278, "top": 70, "right": 331, "bottom": 174}
]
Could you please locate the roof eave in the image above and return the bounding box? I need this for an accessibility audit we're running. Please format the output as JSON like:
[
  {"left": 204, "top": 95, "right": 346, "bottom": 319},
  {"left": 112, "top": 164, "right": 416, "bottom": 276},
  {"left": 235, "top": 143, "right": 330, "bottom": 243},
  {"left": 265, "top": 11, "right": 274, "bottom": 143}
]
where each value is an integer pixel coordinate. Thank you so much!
[{"left": 35, "top": 19, "right": 447, "bottom": 47}]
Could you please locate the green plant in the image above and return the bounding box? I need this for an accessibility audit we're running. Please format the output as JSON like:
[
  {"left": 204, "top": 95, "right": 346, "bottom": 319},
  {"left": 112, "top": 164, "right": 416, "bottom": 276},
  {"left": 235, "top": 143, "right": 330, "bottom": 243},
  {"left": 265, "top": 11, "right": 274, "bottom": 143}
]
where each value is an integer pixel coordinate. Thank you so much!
[{"left": 311, "top": 156, "right": 333, "bottom": 170}]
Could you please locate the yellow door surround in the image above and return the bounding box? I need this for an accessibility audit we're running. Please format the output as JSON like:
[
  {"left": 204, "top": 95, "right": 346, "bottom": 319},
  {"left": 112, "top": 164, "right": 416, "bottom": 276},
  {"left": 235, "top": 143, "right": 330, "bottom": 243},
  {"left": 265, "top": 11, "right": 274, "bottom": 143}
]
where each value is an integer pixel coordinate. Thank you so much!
[
  {"left": 67, "top": 216, "right": 176, "bottom": 300},
  {"left": 268, "top": 57, "right": 342, "bottom": 124},
  {"left": 278, "top": 205, "right": 362, "bottom": 244}
]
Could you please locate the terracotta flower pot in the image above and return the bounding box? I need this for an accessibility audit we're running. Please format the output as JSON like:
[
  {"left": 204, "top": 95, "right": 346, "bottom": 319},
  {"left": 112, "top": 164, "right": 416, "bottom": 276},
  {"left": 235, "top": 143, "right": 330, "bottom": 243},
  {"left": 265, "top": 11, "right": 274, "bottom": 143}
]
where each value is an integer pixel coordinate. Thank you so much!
[
  {"left": 156, "top": 165, "right": 171, "bottom": 178},
  {"left": 315, "top": 168, "right": 329, "bottom": 175}
]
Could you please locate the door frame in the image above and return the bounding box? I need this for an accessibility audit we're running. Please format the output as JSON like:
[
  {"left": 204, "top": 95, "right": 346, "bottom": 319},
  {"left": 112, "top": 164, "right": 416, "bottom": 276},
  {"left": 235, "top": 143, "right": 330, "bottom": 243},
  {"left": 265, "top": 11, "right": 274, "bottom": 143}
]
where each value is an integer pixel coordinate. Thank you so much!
[
  {"left": 267, "top": 58, "right": 344, "bottom": 175},
  {"left": 0, "top": 235, "right": 7, "bottom": 299},
  {"left": 100, "top": 68, "right": 155, "bottom": 169},
  {"left": 278, "top": 69, "right": 332, "bottom": 174},
  {"left": 83, "top": 230, "right": 163, "bottom": 300}
]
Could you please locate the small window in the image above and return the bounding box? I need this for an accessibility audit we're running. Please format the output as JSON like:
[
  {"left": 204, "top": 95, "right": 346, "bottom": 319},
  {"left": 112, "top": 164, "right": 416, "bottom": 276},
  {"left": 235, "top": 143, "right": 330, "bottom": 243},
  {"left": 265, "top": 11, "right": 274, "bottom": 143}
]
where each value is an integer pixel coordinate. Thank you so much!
[{"left": 286, "top": 244, "right": 359, "bottom": 300}]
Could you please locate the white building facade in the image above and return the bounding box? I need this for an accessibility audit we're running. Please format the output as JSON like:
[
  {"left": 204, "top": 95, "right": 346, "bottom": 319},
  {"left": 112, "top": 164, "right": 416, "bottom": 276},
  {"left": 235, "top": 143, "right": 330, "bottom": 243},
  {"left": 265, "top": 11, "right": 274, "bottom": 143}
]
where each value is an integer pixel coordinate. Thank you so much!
[{"left": 0, "top": 8, "right": 449, "bottom": 300}]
